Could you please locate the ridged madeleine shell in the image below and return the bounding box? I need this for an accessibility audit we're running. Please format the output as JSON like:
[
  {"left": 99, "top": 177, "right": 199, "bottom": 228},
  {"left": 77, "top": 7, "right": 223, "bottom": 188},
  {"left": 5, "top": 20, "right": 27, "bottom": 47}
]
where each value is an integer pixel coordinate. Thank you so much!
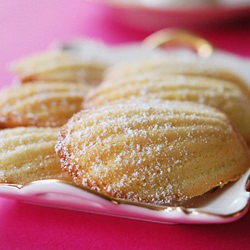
[
  {"left": 85, "top": 75, "right": 250, "bottom": 144},
  {"left": 0, "top": 83, "right": 91, "bottom": 128},
  {"left": 11, "top": 51, "right": 106, "bottom": 85},
  {"left": 104, "top": 59, "right": 249, "bottom": 96},
  {"left": 56, "top": 100, "right": 249, "bottom": 205},
  {"left": 0, "top": 127, "right": 70, "bottom": 184}
]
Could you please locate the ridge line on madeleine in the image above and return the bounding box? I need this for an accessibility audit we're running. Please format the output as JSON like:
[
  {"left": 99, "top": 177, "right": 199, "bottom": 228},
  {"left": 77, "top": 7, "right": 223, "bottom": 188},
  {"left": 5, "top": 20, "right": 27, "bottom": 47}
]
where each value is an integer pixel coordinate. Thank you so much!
[{"left": 56, "top": 99, "right": 249, "bottom": 205}]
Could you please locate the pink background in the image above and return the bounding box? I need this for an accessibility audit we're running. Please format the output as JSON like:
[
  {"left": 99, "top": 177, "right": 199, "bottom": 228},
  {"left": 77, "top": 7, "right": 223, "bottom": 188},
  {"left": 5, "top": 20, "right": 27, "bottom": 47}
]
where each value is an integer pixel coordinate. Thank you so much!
[{"left": 0, "top": 1, "right": 250, "bottom": 249}]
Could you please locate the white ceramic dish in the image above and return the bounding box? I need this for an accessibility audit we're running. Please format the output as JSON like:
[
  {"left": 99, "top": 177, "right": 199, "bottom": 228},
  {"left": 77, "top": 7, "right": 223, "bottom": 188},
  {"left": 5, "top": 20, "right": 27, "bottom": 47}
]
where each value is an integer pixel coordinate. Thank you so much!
[
  {"left": 0, "top": 170, "right": 249, "bottom": 224},
  {"left": 1, "top": 31, "right": 250, "bottom": 224}
]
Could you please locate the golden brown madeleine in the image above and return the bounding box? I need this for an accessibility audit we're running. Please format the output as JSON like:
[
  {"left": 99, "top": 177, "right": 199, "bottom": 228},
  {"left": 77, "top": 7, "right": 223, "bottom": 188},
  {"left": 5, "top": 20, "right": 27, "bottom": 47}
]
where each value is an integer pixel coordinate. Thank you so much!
[
  {"left": 0, "top": 83, "right": 91, "bottom": 128},
  {"left": 11, "top": 51, "right": 106, "bottom": 85},
  {"left": 85, "top": 75, "right": 250, "bottom": 144},
  {"left": 0, "top": 127, "right": 71, "bottom": 185},
  {"left": 104, "top": 59, "right": 249, "bottom": 96},
  {"left": 56, "top": 100, "right": 249, "bottom": 204}
]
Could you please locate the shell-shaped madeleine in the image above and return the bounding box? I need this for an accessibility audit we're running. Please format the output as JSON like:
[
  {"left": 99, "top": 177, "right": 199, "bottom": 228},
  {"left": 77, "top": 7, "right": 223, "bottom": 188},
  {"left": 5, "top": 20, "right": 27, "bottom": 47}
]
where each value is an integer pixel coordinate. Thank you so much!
[
  {"left": 104, "top": 58, "right": 249, "bottom": 96},
  {"left": 56, "top": 100, "right": 249, "bottom": 204},
  {"left": 0, "top": 127, "right": 71, "bottom": 184},
  {"left": 11, "top": 51, "right": 106, "bottom": 85},
  {"left": 85, "top": 75, "right": 250, "bottom": 144},
  {"left": 0, "top": 83, "right": 91, "bottom": 128}
]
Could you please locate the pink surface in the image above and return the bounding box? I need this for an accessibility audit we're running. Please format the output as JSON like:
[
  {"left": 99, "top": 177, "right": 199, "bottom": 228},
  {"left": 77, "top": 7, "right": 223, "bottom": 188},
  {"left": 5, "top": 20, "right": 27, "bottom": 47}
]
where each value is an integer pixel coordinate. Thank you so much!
[{"left": 0, "top": 1, "right": 250, "bottom": 249}]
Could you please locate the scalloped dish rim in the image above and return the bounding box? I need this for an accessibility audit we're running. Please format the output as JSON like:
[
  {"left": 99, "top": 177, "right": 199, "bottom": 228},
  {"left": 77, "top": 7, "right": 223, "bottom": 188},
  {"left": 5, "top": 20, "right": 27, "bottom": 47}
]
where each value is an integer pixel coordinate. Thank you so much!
[{"left": 0, "top": 169, "right": 249, "bottom": 224}]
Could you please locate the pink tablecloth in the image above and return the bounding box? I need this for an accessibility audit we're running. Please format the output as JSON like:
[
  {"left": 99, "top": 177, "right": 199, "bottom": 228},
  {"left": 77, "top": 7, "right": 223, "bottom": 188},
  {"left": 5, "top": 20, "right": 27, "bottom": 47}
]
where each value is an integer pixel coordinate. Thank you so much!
[{"left": 0, "top": 1, "right": 250, "bottom": 249}]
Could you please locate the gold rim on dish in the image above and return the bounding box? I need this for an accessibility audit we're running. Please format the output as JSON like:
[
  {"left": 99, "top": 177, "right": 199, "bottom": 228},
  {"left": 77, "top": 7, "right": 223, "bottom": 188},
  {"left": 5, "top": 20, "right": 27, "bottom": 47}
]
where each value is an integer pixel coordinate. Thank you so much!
[{"left": 1, "top": 173, "right": 249, "bottom": 220}]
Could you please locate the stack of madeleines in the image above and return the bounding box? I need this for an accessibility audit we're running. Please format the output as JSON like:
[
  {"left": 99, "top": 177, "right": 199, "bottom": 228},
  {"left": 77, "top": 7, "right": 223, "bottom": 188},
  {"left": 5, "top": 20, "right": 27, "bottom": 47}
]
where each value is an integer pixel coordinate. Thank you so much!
[{"left": 0, "top": 50, "right": 249, "bottom": 205}]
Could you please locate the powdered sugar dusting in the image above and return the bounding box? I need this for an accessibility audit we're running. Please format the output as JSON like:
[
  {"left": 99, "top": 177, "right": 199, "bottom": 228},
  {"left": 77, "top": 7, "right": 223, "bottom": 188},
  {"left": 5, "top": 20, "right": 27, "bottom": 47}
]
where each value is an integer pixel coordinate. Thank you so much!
[{"left": 56, "top": 99, "right": 233, "bottom": 204}]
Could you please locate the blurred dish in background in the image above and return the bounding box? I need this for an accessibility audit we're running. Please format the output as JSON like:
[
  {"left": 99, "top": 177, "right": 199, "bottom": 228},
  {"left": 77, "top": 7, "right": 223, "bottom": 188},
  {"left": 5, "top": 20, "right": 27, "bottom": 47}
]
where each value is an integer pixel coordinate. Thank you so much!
[
  {"left": 95, "top": 0, "right": 250, "bottom": 8},
  {"left": 89, "top": 0, "right": 250, "bottom": 31}
]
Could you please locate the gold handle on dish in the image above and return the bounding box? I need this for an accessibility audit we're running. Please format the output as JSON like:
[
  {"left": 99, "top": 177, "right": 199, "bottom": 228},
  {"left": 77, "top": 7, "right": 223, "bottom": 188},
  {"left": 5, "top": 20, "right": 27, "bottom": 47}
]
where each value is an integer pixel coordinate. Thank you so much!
[
  {"left": 143, "top": 29, "right": 214, "bottom": 58},
  {"left": 246, "top": 172, "right": 250, "bottom": 192}
]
